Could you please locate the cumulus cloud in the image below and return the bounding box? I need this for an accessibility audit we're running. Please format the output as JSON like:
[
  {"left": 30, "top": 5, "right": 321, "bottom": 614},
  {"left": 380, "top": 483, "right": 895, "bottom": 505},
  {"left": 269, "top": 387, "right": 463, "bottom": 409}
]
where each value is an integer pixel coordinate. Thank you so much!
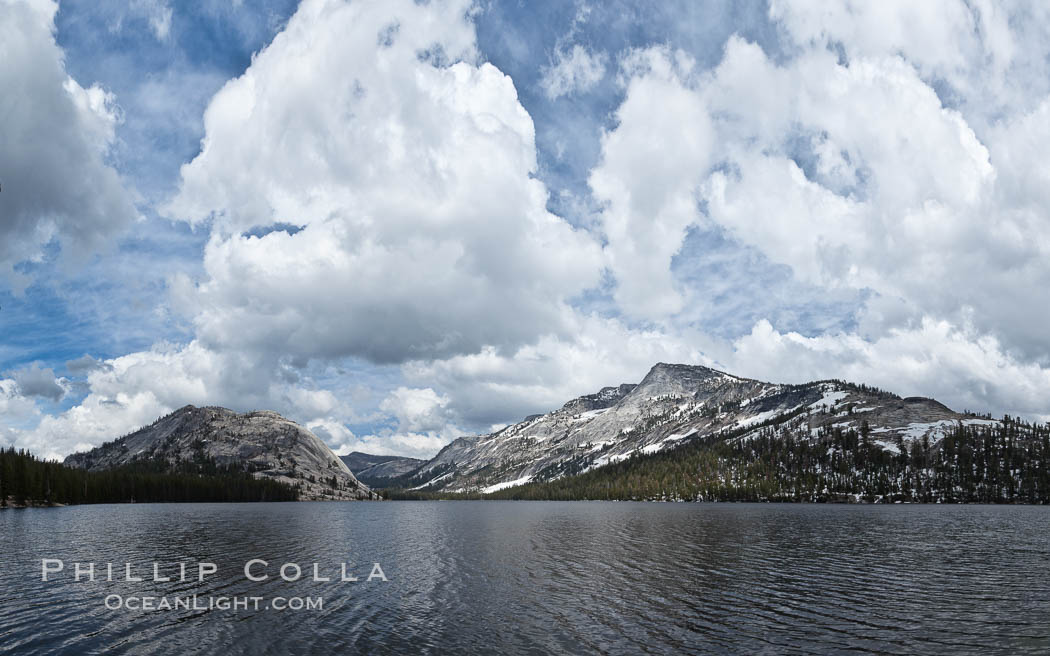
[
  {"left": 541, "top": 44, "right": 607, "bottom": 99},
  {"left": 589, "top": 48, "right": 712, "bottom": 318},
  {"left": 770, "top": 0, "right": 983, "bottom": 75},
  {"left": 0, "top": 0, "right": 138, "bottom": 288},
  {"left": 697, "top": 39, "right": 1015, "bottom": 331},
  {"left": 336, "top": 387, "right": 466, "bottom": 460},
  {"left": 9, "top": 364, "right": 66, "bottom": 401},
  {"left": 711, "top": 37, "right": 1049, "bottom": 363},
  {"left": 310, "top": 417, "right": 444, "bottom": 460},
  {"left": 595, "top": 29, "right": 1050, "bottom": 357},
  {"left": 165, "top": 0, "right": 603, "bottom": 365},
  {"left": 16, "top": 340, "right": 463, "bottom": 460},
  {"left": 22, "top": 314, "right": 705, "bottom": 460},
  {"left": 769, "top": 0, "right": 1050, "bottom": 124},
  {"left": 380, "top": 387, "right": 453, "bottom": 434},
  {"left": 725, "top": 318, "right": 1050, "bottom": 423},
  {"left": 65, "top": 354, "right": 111, "bottom": 375},
  {"left": 306, "top": 418, "right": 377, "bottom": 456}
]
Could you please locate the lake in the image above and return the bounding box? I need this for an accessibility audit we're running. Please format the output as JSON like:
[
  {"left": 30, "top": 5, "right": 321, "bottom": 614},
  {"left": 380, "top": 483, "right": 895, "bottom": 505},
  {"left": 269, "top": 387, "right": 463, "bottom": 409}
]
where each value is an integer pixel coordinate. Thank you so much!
[{"left": 1, "top": 502, "right": 1048, "bottom": 654}]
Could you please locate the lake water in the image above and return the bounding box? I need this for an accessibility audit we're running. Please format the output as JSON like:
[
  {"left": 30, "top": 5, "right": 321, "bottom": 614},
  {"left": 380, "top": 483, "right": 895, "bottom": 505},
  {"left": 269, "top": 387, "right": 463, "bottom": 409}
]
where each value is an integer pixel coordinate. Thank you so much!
[{"left": 1, "top": 502, "right": 1049, "bottom": 654}]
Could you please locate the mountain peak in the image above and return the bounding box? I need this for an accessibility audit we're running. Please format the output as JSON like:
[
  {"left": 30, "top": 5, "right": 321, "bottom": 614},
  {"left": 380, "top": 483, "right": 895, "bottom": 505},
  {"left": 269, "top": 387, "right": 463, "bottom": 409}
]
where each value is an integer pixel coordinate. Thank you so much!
[
  {"left": 632, "top": 362, "right": 732, "bottom": 399},
  {"left": 645, "top": 361, "right": 725, "bottom": 377}
]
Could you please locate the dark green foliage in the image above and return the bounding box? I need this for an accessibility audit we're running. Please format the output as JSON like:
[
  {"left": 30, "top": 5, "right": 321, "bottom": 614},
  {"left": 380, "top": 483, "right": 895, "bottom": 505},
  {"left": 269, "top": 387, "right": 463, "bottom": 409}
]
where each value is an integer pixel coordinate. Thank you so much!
[
  {"left": 0, "top": 447, "right": 298, "bottom": 506},
  {"left": 480, "top": 416, "right": 1050, "bottom": 503}
]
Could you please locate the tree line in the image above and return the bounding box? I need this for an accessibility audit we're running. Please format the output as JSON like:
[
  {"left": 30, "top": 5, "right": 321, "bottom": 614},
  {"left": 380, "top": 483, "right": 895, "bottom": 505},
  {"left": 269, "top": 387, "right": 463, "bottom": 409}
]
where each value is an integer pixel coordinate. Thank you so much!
[{"left": 0, "top": 447, "right": 299, "bottom": 507}]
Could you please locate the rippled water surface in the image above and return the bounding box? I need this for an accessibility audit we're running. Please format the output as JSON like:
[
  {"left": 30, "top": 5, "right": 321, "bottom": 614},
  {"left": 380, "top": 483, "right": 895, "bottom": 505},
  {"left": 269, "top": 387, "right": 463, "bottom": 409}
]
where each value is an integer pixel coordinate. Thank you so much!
[{"left": 2, "top": 502, "right": 1049, "bottom": 654}]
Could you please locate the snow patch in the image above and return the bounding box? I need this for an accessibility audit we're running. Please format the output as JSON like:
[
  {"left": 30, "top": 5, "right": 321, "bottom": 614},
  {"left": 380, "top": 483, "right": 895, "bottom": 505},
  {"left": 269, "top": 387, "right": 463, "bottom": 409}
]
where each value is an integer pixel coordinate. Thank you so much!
[
  {"left": 962, "top": 418, "right": 1000, "bottom": 427},
  {"left": 637, "top": 430, "right": 693, "bottom": 455},
  {"left": 900, "top": 421, "right": 954, "bottom": 441},
  {"left": 736, "top": 408, "right": 782, "bottom": 429},
  {"left": 410, "top": 471, "right": 454, "bottom": 490},
  {"left": 481, "top": 476, "right": 533, "bottom": 494},
  {"left": 571, "top": 407, "right": 611, "bottom": 422},
  {"left": 589, "top": 450, "right": 635, "bottom": 470},
  {"left": 811, "top": 386, "right": 848, "bottom": 410},
  {"left": 875, "top": 439, "right": 901, "bottom": 455}
]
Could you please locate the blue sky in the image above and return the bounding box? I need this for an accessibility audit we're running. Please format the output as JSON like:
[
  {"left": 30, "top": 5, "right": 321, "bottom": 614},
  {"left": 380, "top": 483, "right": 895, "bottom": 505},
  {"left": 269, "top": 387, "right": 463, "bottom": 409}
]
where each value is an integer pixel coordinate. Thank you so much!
[{"left": 3, "top": 0, "right": 1050, "bottom": 459}]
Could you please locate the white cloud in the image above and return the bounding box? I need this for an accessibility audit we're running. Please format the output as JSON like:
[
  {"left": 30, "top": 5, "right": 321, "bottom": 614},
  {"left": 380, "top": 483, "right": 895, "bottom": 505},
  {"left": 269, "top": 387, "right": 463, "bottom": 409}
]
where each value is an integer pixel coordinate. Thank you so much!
[
  {"left": 700, "top": 38, "right": 995, "bottom": 288},
  {"left": 0, "top": 379, "right": 41, "bottom": 443},
  {"left": 593, "top": 35, "right": 1050, "bottom": 363},
  {"left": 726, "top": 318, "right": 1050, "bottom": 423},
  {"left": 339, "top": 387, "right": 467, "bottom": 460},
  {"left": 705, "top": 40, "right": 1049, "bottom": 362},
  {"left": 0, "top": 0, "right": 138, "bottom": 288},
  {"left": 387, "top": 431, "right": 453, "bottom": 458},
  {"left": 307, "top": 418, "right": 371, "bottom": 455},
  {"left": 589, "top": 48, "right": 712, "bottom": 318},
  {"left": 165, "top": 0, "right": 603, "bottom": 365},
  {"left": 770, "top": 0, "right": 981, "bottom": 75},
  {"left": 541, "top": 44, "right": 607, "bottom": 99},
  {"left": 380, "top": 387, "right": 453, "bottom": 434},
  {"left": 312, "top": 418, "right": 443, "bottom": 461},
  {"left": 768, "top": 0, "right": 1050, "bottom": 124}
]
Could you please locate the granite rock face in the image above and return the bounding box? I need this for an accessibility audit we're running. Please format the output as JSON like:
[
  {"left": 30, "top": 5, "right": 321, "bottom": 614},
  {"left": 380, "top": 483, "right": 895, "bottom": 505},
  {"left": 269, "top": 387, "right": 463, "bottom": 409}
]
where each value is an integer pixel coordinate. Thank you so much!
[
  {"left": 404, "top": 363, "right": 995, "bottom": 493},
  {"left": 65, "top": 405, "right": 377, "bottom": 500}
]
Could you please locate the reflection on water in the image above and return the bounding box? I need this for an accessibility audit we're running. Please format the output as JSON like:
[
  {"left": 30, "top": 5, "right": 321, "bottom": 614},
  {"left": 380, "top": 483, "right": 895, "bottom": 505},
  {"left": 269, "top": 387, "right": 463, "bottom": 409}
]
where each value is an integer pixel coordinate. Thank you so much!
[{"left": 2, "top": 502, "right": 1049, "bottom": 654}]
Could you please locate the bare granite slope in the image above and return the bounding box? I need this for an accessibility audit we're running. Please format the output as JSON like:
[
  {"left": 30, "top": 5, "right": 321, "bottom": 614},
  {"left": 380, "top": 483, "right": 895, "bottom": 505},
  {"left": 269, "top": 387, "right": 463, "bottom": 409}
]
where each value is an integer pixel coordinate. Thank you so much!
[{"left": 65, "top": 405, "right": 377, "bottom": 500}]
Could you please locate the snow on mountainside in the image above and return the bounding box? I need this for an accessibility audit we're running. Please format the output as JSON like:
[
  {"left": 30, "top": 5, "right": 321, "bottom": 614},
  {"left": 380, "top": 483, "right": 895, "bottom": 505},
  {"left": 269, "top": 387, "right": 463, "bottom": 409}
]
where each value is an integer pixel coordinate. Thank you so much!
[
  {"left": 404, "top": 363, "right": 1001, "bottom": 493},
  {"left": 65, "top": 405, "right": 377, "bottom": 500}
]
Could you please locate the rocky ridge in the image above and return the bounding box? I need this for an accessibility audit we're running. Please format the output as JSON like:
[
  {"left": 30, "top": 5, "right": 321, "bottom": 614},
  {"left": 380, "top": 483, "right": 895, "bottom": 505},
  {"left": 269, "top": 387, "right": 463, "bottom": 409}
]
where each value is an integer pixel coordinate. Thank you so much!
[
  {"left": 65, "top": 405, "right": 377, "bottom": 501},
  {"left": 403, "top": 363, "right": 999, "bottom": 493}
]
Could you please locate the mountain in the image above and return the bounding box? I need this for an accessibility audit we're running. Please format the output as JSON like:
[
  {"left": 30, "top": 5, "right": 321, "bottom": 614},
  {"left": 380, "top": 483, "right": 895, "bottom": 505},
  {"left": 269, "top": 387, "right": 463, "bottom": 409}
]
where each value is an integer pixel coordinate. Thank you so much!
[
  {"left": 339, "top": 452, "right": 424, "bottom": 487},
  {"left": 483, "top": 408, "right": 1050, "bottom": 503},
  {"left": 402, "top": 363, "right": 1028, "bottom": 497},
  {"left": 65, "top": 405, "right": 377, "bottom": 501}
]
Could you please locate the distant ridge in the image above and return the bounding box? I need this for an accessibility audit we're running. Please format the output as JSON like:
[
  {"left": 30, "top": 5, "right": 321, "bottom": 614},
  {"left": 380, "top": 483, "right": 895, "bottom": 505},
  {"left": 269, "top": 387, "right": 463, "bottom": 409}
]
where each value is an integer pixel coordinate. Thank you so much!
[{"left": 339, "top": 452, "right": 424, "bottom": 488}]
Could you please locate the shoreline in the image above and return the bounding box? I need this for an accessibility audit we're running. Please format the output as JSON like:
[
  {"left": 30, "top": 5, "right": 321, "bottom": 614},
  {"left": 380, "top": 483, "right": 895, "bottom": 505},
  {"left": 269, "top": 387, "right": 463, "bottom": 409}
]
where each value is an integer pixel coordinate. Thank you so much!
[{"left": 4, "top": 497, "right": 1048, "bottom": 508}]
